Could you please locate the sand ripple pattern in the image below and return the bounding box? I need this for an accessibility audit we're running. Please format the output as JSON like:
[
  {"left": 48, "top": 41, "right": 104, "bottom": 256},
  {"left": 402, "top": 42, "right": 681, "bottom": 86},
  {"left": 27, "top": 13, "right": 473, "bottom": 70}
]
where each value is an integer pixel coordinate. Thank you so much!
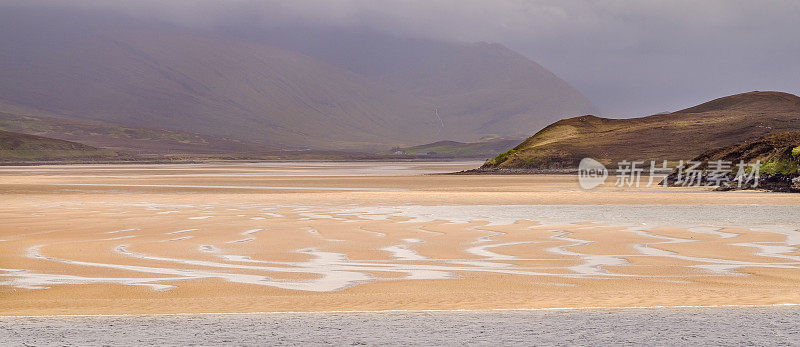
[{"left": 2, "top": 203, "right": 800, "bottom": 293}]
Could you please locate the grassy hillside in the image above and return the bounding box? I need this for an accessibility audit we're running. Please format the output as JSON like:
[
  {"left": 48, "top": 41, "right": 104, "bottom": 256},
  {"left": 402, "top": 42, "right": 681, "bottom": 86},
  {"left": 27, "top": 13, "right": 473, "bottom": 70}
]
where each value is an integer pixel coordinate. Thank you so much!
[
  {"left": 0, "top": 130, "right": 121, "bottom": 162},
  {"left": 481, "top": 91, "right": 800, "bottom": 170}
]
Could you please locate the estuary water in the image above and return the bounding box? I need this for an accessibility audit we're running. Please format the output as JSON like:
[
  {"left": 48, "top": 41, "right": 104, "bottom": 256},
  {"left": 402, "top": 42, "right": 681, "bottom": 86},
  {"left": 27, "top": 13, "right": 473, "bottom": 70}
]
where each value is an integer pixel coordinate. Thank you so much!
[{"left": 3, "top": 306, "right": 800, "bottom": 345}]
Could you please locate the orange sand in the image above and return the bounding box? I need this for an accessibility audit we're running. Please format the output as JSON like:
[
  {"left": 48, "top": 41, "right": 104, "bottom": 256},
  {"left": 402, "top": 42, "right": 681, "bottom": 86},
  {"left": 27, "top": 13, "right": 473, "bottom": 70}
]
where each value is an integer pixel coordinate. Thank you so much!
[{"left": 2, "top": 162, "right": 800, "bottom": 316}]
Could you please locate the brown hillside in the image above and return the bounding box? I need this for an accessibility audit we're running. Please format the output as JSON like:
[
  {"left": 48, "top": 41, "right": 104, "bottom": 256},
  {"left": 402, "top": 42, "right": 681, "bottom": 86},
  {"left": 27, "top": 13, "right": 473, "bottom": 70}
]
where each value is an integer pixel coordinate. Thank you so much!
[{"left": 483, "top": 91, "right": 800, "bottom": 170}]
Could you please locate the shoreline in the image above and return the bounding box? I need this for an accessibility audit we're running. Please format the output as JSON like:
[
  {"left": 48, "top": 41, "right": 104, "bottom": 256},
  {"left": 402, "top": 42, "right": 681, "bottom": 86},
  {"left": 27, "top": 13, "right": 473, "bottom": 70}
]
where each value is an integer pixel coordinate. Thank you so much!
[
  {"left": 0, "top": 157, "right": 493, "bottom": 167},
  {"left": 4, "top": 303, "right": 800, "bottom": 318},
  {"left": 452, "top": 167, "right": 577, "bottom": 175}
]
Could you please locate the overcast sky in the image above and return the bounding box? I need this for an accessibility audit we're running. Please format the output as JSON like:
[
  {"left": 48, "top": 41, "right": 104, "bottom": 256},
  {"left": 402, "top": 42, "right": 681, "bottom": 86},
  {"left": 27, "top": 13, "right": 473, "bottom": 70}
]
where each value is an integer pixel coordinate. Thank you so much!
[{"left": 7, "top": 0, "right": 800, "bottom": 116}]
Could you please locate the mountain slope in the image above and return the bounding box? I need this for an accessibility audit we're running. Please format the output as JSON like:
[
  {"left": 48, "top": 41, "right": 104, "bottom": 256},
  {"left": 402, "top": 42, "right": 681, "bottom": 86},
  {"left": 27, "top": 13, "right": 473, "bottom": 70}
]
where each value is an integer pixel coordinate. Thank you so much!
[
  {"left": 0, "top": 7, "right": 597, "bottom": 150},
  {"left": 0, "top": 130, "right": 120, "bottom": 161},
  {"left": 0, "top": 111, "right": 280, "bottom": 155},
  {"left": 482, "top": 91, "right": 800, "bottom": 170},
  {"left": 0, "top": 7, "right": 438, "bottom": 150},
  {"left": 229, "top": 26, "right": 599, "bottom": 139}
]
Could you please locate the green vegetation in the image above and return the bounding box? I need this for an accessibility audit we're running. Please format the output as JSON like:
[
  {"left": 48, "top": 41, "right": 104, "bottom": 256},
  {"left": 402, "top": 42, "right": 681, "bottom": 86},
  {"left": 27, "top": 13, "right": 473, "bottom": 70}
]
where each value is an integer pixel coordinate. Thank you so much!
[
  {"left": 488, "top": 148, "right": 517, "bottom": 166},
  {"left": 676, "top": 130, "right": 800, "bottom": 192},
  {"left": 792, "top": 146, "right": 800, "bottom": 157},
  {"left": 760, "top": 159, "right": 800, "bottom": 175}
]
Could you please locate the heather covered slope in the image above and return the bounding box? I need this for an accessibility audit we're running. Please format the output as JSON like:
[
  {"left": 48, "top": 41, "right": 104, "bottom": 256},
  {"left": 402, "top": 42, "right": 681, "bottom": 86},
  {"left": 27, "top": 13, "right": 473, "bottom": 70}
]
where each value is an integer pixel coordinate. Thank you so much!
[
  {"left": 0, "top": 7, "right": 597, "bottom": 150},
  {"left": 481, "top": 91, "right": 800, "bottom": 170}
]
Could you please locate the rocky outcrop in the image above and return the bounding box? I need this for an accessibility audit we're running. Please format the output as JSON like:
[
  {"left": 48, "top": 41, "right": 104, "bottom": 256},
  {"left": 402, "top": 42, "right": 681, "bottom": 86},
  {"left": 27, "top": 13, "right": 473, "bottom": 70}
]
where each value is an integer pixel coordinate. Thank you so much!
[{"left": 662, "top": 131, "right": 800, "bottom": 192}]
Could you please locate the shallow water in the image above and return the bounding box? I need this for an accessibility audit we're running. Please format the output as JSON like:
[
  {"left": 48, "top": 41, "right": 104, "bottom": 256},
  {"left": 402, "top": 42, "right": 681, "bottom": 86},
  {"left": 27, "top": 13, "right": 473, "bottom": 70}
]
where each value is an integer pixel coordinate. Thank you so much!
[{"left": 2, "top": 307, "right": 800, "bottom": 345}]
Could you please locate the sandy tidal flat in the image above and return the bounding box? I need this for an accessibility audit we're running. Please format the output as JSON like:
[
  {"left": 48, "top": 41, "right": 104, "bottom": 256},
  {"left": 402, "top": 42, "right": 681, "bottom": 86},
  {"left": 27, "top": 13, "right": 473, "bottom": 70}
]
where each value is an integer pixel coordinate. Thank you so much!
[{"left": 1, "top": 161, "right": 800, "bottom": 315}]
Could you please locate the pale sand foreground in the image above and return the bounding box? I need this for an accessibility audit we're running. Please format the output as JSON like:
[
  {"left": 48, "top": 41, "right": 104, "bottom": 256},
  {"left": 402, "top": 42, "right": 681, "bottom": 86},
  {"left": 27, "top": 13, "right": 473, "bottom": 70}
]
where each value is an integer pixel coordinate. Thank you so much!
[{"left": 1, "top": 161, "right": 800, "bottom": 316}]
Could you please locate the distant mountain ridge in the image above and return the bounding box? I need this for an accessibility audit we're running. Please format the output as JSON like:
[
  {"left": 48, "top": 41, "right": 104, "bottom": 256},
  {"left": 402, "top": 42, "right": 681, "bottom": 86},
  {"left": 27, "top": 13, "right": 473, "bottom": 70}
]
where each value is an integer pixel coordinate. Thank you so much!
[
  {"left": 481, "top": 91, "right": 800, "bottom": 171},
  {"left": 0, "top": 6, "right": 597, "bottom": 151},
  {"left": 238, "top": 26, "right": 599, "bottom": 139}
]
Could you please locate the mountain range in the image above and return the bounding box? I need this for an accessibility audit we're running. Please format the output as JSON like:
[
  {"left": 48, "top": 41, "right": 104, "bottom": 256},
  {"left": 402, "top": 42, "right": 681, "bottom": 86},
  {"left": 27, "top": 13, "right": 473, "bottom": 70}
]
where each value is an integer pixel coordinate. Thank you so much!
[{"left": 0, "top": 6, "right": 597, "bottom": 151}]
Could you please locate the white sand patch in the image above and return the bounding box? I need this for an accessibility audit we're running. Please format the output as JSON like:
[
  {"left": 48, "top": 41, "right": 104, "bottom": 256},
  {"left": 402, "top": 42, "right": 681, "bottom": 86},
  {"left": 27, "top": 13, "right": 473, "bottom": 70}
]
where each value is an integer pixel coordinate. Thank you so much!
[
  {"left": 101, "top": 235, "right": 138, "bottom": 241},
  {"left": 226, "top": 238, "right": 255, "bottom": 244},
  {"left": 165, "top": 236, "right": 193, "bottom": 242},
  {"left": 167, "top": 229, "right": 199, "bottom": 235},
  {"left": 380, "top": 244, "right": 427, "bottom": 261},
  {"left": 105, "top": 228, "right": 139, "bottom": 234},
  {"left": 547, "top": 232, "right": 628, "bottom": 276},
  {"left": 241, "top": 229, "right": 264, "bottom": 235},
  {"left": 198, "top": 245, "right": 220, "bottom": 253},
  {"left": 0, "top": 268, "right": 178, "bottom": 291},
  {"left": 622, "top": 227, "right": 800, "bottom": 274},
  {"left": 687, "top": 227, "right": 738, "bottom": 239}
]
